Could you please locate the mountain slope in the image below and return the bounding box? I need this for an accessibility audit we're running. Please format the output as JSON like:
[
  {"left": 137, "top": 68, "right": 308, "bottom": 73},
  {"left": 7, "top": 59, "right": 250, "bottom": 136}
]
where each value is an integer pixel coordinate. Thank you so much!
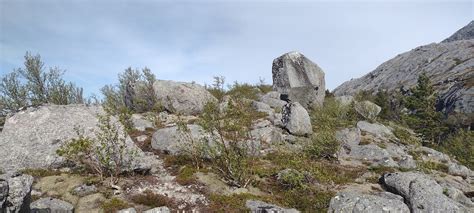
[{"left": 333, "top": 22, "right": 474, "bottom": 116}]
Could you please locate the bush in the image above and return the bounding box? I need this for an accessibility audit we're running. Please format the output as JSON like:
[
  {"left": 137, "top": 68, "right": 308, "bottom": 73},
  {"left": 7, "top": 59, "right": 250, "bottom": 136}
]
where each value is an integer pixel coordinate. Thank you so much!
[
  {"left": 57, "top": 113, "right": 138, "bottom": 182},
  {"left": 198, "top": 99, "right": 259, "bottom": 188},
  {"left": 277, "top": 169, "right": 308, "bottom": 189},
  {"left": 101, "top": 197, "right": 130, "bottom": 213},
  {"left": 130, "top": 190, "right": 174, "bottom": 208},
  {"left": 0, "top": 52, "right": 84, "bottom": 111},
  {"left": 226, "top": 82, "right": 260, "bottom": 100},
  {"left": 102, "top": 67, "right": 159, "bottom": 115},
  {"left": 437, "top": 129, "right": 474, "bottom": 170},
  {"left": 307, "top": 97, "right": 358, "bottom": 159}
]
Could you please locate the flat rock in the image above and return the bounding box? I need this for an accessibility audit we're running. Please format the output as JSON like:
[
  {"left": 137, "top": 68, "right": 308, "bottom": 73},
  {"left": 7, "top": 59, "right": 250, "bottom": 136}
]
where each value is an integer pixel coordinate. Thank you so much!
[
  {"left": 328, "top": 191, "right": 409, "bottom": 213},
  {"left": 245, "top": 200, "right": 299, "bottom": 213},
  {"left": 30, "top": 197, "right": 74, "bottom": 213},
  {"left": 357, "top": 121, "right": 393, "bottom": 138},
  {"left": 143, "top": 206, "right": 171, "bottom": 213}
]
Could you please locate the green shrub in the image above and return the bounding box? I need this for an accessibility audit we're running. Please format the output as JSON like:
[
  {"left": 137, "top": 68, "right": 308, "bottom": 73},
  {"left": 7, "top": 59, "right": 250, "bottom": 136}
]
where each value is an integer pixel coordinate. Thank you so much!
[
  {"left": 57, "top": 113, "right": 138, "bottom": 182},
  {"left": 393, "top": 126, "right": 420, "bottom": 145},
  {"left": 101, "top": 197, "right": 130, "bottom": 213},
  {"left": 437, "top": 129, "right": 474, "bottom": 170},
  {"left": 418, "top": 160, "right": 449, "bottom": 173},
  {"left": 198, "top": 99, "right": 259, "bottom": 188},
  {"left": 306, "top": 130, "right": 339, "bottom": 160},
  {"left": 277, "top": 169, "right": 308, "bottom": 189}
]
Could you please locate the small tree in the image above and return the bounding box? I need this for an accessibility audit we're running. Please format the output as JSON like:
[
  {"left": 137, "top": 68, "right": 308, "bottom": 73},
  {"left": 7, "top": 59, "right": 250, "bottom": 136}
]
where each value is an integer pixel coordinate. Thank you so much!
[
  {"left": 403, "top": 73, "right": 447, "bottom": 144},
  {"left": 198, "top": 99, "right": 258, "bottom": 188},
  {"left": 0, "top": 52, "right": 84, "bottom": 111}
]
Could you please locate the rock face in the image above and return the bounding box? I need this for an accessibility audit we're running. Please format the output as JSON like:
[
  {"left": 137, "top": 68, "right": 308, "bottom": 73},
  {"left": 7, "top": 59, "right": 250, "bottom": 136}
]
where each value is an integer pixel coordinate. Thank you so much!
[
  {"left": 443, "top": 21, "right": 474, "bottom": 43},
  {"left": 245, "top": 200, "right": 299, "bottom": 213},
  {"left": 382, "top": 172, "right": 471, "bottom": 212},
  {"left": 281, "top": 102, "right": 312, "bottom": 136},
  {"left": 30, "top": 197, "right": 74, "bottom": 213},
  {"left": 153, "top": 80, "right": 217, "bottom": 115},
  {"left": 272, "top": 51, "right": 325, "bottom": 109},
  {"left": 328, "top": 191, "right": 409, "bottom": 213},
  {"left": 0, "top": 105, "right": 150, "bottom": 173},
  {"left": 333, "top": 22, "right": 474, "bottom": 117}
]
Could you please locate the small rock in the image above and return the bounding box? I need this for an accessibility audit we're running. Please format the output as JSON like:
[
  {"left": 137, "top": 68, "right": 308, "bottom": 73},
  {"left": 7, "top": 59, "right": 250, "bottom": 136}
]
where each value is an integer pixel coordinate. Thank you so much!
[
  {"left": 30, "top": 197, "right": 74, "bottom": 213},
  {"left": 117, "top": 208, "right": 137, "bottom": 213},
  {"left": 252, "top": 101, "right": 274, "bottom": 115},
  {"left": 143, "top": 206, "right": 171, "bottom": 213},
  {"left": 246, "top": 200, "right": 300, "bottom": 213},
  {"left": 282, "top": 102, "right": 312, "bottom": 136},
  {"left": 136, "top": 135, "right": 148, "bottom": 142},
  {"left": 6, "top": 174, "right": 33, "bottom": 213},
  {"left": 72, "top": 184, "right": 97, "bottom": 197},
  {"left": 131, "top": 114, "right": 154, "bottom": 131}
]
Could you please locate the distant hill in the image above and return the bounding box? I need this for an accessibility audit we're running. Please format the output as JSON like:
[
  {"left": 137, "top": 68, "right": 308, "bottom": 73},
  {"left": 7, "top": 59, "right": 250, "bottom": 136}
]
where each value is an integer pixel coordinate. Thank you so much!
[{"left": 333, "top": 21, "right": 474, "bottom": 117}]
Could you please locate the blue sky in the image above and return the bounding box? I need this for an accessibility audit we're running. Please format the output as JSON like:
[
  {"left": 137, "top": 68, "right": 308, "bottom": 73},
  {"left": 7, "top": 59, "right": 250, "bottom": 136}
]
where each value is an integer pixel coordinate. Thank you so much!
[{"left": 0, "top": 0, "right": 472, "bottom": 96}]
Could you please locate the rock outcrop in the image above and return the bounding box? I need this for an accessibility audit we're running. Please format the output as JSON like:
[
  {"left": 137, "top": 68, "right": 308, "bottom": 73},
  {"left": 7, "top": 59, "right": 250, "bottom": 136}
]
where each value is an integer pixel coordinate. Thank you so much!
[
  {"left": 151, "top": 124, "right": 212, "bottom": 155},
  {"left": 382, "top": 172, "right": 472, "bottom": 212},
  {"left": 0, "top": 104, "right": 150, "bottom": 173},
  {"left": 272, "top": 51, "right": 325, "bottom": 109},
  {"left": 281, "top": 102, "right": 312, "bottom": 136},
  {"left": 333, "top": 21, "right": 474, "bottom": 117},
  {"left": 153, "top": 80, "right": 217, "bottom": 115}
]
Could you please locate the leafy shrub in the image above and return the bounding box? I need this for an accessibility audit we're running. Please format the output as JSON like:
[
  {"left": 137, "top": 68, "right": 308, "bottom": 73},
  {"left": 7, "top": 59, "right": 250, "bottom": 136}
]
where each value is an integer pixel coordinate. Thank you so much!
[
  {"left": 437, "top": 129, "right": 474, "bottom": 170},
  {"left": 101, "top": 197, "right": 130, "bottom": 213},
  {"left": 198, "top": 99, "right": 259, "bottom": 188},
  {"left": 102, "top": 67, "right": 159, "bottom": 115},
  {"left": 277, "top": 169, "right": 308, "bottom": 189},
  {"left": 0, "top": 52, "right": 84, "bottom": 111},
  {"left": 57, "top": 113, "right": 137, "bottom": 182},
  {"left": 130, "top": 190, "right": 174, "bottom": 208}
]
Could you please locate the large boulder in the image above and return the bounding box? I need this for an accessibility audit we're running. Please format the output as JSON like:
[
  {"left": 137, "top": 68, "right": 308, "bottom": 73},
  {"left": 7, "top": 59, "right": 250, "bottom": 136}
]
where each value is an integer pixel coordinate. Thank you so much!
[
  {"left": 281, "top": 102, "right": 312, "bottom": 136},
  {"left": 272, "top": 51, "right": 325, "bottom": 109},
  {"left": 328, "top": 191, "right": 409, "bottom": 213},
  {"left": 0, "top": 105, "right": 150, "bottom": 173},
  {"left": 153, "top": 80, "right": 217, "bottom": 115},
  {"left": 30, "top": 197, "right": 74, "bottom": 213},
  {"left": 382, "top": 172, "right": 471, "bottom": 212}
]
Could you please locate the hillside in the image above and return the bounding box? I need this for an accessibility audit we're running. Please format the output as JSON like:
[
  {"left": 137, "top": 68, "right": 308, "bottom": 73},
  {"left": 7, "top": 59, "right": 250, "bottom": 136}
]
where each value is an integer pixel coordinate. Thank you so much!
[{"left": 333, "top": 21, "right": 474, "bottom": 117}]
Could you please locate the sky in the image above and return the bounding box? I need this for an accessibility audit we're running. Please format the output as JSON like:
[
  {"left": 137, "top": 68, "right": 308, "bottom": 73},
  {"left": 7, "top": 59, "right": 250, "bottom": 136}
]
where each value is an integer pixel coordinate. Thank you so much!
[{"left": 0, "top": 0, "right": 472, "bottom": 96}]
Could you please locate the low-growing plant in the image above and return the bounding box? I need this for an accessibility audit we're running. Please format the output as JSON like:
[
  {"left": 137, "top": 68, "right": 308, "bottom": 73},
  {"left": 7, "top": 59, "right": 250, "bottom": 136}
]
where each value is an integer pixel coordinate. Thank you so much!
[
  {"left": 277, "top": 169, "right": 308, "bottom": 189},
  {"left": 393, "top": 126, "right": 420, "bottom": 145},
  {"left": 418, "top": 160, "right": 449, "bottom": 173},
  {"left": 436, "top": 129, "right": 474, "bottom": 170},
  {"left": 101, "top": 197, "right": 130, "bottom": 213},
  {"left": 306, "top": 130, "right": 339, "bottom": 160},
  {"left": 226, "top": 82, "right": 260, "bottom": 100},
  {"left": 176, "top": 166, "right": 198, "bottom": 185},
  {"left": 130, "top": 190, "right": 174, "bottom": 208}
]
